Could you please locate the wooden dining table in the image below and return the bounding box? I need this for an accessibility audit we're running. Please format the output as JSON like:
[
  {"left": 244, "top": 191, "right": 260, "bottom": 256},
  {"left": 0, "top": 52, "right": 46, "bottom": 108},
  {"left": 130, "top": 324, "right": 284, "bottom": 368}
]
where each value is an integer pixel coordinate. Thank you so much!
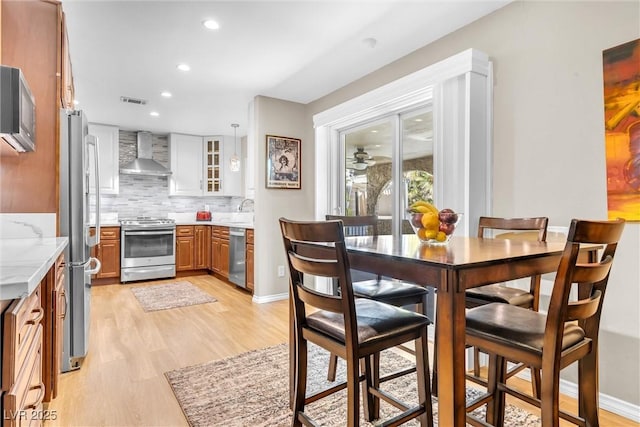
[{"left": 290, "top": 233, "right": 597, "bottom": 426}]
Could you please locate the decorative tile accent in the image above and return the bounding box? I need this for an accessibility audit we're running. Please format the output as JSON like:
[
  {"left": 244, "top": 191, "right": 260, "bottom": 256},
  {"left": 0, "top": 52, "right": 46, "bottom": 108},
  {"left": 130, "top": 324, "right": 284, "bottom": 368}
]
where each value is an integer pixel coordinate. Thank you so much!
[{"left": 90, "top": 130, "right": 243, "bottom": 218}]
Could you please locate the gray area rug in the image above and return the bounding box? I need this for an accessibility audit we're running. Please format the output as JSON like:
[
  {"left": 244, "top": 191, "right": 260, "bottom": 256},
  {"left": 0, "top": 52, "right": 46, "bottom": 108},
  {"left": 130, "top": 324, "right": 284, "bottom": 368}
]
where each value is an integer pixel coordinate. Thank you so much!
[
  {"left": 165, "top": 343, "right": 541, "bottom": 426},
  {"left": 130, "top": 281, "right": 217, "bottom": 312}
]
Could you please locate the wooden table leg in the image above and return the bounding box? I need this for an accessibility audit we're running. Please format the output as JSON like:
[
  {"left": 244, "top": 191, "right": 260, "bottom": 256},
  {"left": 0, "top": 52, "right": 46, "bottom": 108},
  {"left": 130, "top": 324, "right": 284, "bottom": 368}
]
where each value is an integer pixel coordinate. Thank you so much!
[{"left": 435, "top": 270, "right": 467, "bottom": 427}]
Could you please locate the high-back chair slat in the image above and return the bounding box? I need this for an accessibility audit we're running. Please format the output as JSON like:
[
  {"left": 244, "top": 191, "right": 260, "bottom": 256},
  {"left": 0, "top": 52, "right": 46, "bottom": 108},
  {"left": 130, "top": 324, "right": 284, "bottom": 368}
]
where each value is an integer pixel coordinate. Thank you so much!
[
  {"left": 465, "top": 218, "right": 625, "bottom": 427},
  {"left": 280, "top": 217, "right": 434, "bottom": 427},
  {"left": 435, "top": 216, "right": 550, "bottom": 397},
  {"left": 323, "top": 214, "right": 432, "bottom": 384}
]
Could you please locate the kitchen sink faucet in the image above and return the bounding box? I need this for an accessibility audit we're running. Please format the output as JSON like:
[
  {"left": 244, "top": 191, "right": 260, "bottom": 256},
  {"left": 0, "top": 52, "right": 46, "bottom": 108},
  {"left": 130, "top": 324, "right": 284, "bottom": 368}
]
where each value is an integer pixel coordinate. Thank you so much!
[{"left": 237, "top": 198, "right": 254, "bottom": 212}]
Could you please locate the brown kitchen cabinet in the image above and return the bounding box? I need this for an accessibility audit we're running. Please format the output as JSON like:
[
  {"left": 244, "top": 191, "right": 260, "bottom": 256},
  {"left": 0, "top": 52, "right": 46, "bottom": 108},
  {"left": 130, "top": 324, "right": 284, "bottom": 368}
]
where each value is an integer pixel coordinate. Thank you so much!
[
  {"left": 0, "top": 0, "right": 68, "bottom": 212},
  {"left": 194, "top": 225, "right": 211, "bottom": 270},
  {"left": 90, "top": 227, "right": 120, "bottom": 280},
  {"left": 210, "top": 226, "right": 229, "bottom": 278},
  {"left": 246, "top": 229, "right": 254, "bottom": 292},
  {"left": 60, "top": 11, "right": 75, "bottom": 109},
  {"left": 2, "top": 284, "right": 45, "bottom": 427},
  {"left": 42, "top": 254, "right": 65, "bottom": 402},
  {"left": 176, "top": 226, "right": 195, "bottom": 271}
]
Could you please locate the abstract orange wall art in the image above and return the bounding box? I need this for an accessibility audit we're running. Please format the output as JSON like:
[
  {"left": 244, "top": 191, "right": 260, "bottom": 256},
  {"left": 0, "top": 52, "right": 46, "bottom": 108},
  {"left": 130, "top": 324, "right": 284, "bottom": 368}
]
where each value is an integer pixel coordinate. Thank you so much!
[{"left": 603, "top": 38, "right": 640, "bottom": 221}]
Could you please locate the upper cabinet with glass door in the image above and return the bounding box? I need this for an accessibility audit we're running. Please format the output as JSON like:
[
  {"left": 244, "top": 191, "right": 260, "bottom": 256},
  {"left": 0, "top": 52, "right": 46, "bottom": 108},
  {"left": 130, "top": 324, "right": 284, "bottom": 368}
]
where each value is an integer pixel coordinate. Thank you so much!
[
  {"left": 169, "top": 134, "right": 243, "bottom": 197},
  {"left": 203, "top": 136, "right": 223, "bottom": 195}
]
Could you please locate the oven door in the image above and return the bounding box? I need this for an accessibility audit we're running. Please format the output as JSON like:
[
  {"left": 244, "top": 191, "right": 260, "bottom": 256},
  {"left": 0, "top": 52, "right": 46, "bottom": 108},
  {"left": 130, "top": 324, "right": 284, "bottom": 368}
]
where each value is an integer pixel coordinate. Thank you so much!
[{"left": 121, "top": 228, "right": 175, "bottom": 268}]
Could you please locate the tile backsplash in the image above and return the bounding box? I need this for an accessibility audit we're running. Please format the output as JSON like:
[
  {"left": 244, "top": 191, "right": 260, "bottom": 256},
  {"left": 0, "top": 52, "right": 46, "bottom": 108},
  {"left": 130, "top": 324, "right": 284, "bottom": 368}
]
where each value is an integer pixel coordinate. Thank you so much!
[{"left": 90, "top": 130, "right": 244, "bottom": 219}]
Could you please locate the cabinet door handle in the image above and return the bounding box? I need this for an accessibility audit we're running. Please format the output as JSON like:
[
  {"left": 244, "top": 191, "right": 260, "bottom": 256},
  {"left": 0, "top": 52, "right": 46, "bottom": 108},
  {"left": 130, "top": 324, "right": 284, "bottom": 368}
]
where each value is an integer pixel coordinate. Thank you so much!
[
  {"left": 25, "top": 383, "right": 46, "bottom": 410},
  {"left": 27, "top": 307, "right": 45, "bottom": 325},
  {"left": 60, "top": 289, "right": 68, "bottom": 318}
]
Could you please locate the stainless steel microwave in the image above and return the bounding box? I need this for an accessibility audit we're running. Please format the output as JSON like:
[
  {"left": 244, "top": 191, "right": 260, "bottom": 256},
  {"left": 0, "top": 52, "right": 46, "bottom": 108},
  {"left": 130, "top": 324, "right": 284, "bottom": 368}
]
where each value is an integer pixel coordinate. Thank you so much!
[{"left": 0, "top": 65, "right": 36, "bottom": 152}]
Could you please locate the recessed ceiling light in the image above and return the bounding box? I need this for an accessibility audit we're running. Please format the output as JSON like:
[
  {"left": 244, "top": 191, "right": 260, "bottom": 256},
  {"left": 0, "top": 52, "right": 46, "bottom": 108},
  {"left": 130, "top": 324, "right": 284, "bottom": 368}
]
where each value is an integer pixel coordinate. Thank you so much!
[
  {"left": 415, "top": 118, "right": 423, "bottom": 122},
  {"left": 371, "top": 130, "right": 378, "bottom": 133},
  {"left": 362, "top": 37, "right": 377, "bottom": 49},
  {"left": 161, "top": 91, "right": 172, "bottom": 98},
  {"left": 150, "top": 111, "right": 159, "bottom": 117},
  {"left": 177, "top": 63, "right": 190, "bottom": 72},
  {"left": 202, "top": 19, "right": 219, "bottom": 30}
]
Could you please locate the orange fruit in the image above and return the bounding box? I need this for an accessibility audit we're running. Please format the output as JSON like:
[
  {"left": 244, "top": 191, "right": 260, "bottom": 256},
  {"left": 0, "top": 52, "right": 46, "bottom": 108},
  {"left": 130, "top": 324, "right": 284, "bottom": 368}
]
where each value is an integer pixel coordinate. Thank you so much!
[
  {"left": 417, "top": 228, "right": 428, "bottom": 240},
  {"left": 420, "top": 212, "right": 439, "bottom": 230},
  {"left": 436, "top": 231, "right": 447, "bottom": 242},
  {"left": 425, "top": 229, "right": 438, "bottom": 240}
]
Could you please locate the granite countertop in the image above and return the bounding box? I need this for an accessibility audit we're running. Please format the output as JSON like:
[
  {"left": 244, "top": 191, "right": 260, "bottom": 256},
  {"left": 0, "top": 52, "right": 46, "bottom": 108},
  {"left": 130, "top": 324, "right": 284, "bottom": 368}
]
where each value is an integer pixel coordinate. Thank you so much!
[
  {"left": 95, "top": 220, "right": 254, "bottom": 228},
  {"left": 174, "top": 220, "right": 254, "bottom": 228},
  {"left": 169, "top": 212, "right": 254, "bottom": 228},
  {"left": 92, "top": 212, "right": 254, "bottom": 229},
  {"left": 0, "top": 237, "right": 68, "bottom": 300}
]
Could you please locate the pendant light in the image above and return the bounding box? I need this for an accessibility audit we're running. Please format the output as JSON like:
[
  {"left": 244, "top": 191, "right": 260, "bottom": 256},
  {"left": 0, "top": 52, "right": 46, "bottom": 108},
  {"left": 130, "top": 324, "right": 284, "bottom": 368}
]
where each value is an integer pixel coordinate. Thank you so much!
[{"left": 229, "top": 123, "right": 240, "bottom": 172}]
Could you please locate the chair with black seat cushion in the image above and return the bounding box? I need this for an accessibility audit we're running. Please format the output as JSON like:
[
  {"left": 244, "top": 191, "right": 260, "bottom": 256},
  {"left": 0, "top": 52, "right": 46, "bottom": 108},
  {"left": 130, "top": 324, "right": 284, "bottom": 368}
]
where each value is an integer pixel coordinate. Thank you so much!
[
  {"left": 280, "top": 218, "right": 433, "bottom": 427},
  {"left": 466, "top": 216, "right": 549, "bottom": 310},
  {"left": 432, "top": 216, "right": 549, "bottom": 396},
  {"left": 325, "top": 214, "right": 431, "bottom": 381},
  {"left": 465, "top": 218, "right": 625, "bottom": 427},
  {"left": 466, "top": 216, "right": 549, "bottom": 391}
]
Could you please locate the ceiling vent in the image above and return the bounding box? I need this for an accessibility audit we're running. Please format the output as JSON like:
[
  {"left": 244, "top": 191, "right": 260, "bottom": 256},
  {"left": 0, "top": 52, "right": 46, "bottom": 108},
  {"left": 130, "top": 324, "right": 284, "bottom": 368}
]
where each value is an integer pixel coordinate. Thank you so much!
[{"left": 120, "top": 96, "right": 147, "bottom": 105}]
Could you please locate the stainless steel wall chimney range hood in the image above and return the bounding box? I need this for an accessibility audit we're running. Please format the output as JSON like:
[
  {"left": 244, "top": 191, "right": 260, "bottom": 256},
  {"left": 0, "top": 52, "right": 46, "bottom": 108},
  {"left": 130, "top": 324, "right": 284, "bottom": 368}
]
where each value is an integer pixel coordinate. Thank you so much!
[{"left": 120, "top": 132, "right": 172, "bottom": 176}]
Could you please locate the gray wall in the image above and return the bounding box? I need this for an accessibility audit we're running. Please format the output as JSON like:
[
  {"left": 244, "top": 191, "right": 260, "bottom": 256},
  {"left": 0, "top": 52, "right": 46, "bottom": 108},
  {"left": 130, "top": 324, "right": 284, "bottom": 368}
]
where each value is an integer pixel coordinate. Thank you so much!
[
  {"left": 253, "top": 0, "right": 639, "bottom": 411},
  {"left": 253, "top": 96, "right": 311, "bottom": 299}
]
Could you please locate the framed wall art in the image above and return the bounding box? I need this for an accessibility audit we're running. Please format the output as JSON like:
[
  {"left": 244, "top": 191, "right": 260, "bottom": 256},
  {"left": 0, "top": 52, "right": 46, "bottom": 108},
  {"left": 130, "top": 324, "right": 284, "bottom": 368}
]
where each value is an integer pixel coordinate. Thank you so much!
[
  {"left": 603, "top": 38, "right": 640, "bottom": 221},
  {"left": 266, "top": 135, "right": 301, "bottom": 189}
]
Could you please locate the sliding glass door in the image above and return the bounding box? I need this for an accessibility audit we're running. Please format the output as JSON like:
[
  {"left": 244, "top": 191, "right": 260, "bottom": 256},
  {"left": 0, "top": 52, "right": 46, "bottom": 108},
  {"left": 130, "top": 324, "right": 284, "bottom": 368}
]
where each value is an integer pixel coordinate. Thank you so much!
[{"left": 340, "top": 106, "right": 433, "bottom": 237}]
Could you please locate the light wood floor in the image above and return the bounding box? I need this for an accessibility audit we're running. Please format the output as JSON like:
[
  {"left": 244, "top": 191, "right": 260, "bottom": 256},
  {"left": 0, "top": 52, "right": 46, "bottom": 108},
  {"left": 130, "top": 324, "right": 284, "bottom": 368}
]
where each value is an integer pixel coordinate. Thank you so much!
[{"left": 44, "top": 275, "right": 637, "bottom": 426}]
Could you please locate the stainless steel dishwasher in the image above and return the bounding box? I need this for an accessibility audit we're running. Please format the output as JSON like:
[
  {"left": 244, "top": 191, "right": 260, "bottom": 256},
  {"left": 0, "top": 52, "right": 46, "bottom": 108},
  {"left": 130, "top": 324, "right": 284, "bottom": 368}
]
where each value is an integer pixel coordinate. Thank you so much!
[{"left": 228, "top": 227, "right": 246, "bottom": 288}]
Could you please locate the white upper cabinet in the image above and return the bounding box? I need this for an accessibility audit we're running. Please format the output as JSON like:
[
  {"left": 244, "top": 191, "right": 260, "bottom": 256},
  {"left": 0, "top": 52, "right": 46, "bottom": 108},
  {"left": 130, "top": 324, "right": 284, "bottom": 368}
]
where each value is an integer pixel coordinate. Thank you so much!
[
  {"left": 203, "top": 135, "right": 244, "bottom": 197},
  {"left": 221, "top": 135, "right": 243, "bottom": 197},
  {"left": 88, "top": 123, "right": 119, "bottom": 195},
  {"left": 169, "top": 133, "right": 204, "bottom": 196},
  {"left": 169, "top": 133, "right": 244, "bottom": 197}
]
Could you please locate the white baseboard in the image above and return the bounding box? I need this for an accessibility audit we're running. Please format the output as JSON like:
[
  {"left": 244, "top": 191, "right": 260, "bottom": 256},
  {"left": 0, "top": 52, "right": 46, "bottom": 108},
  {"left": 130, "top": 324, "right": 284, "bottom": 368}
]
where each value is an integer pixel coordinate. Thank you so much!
[
  {"left": 515, "top": 369, "right": 640, "bottom": 423},
  {"left": 252, "top": 292, "right": 288, "bottom": 304}
]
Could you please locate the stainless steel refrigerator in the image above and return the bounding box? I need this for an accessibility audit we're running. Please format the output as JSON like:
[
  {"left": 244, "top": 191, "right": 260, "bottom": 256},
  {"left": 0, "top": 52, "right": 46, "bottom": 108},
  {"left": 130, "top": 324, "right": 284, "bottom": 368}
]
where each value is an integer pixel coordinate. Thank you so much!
[{"left": 59, "top": 109, "right": 102, "bottom": 372}]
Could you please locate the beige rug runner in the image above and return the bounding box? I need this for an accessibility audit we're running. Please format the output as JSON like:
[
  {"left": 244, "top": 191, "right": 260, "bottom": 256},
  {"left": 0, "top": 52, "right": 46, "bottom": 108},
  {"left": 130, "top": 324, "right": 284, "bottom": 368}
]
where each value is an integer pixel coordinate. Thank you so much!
[
  {"left": 130, "top": 281, "right": 217, "bottom": 312},
  {"left": 165, "top": 342, "right": 541, "bottom": 426}
]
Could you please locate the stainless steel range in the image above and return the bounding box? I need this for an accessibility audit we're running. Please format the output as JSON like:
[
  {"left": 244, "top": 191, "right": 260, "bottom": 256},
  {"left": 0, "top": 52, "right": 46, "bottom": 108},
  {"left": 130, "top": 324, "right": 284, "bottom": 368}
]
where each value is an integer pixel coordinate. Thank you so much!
[{"left": 120, "top": 217, "right": 176, "bottom": 283}]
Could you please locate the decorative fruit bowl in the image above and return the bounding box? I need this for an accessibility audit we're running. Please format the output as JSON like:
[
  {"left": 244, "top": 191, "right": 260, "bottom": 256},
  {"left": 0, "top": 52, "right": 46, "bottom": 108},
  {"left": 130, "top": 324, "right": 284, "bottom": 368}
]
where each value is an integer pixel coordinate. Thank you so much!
[{"left": 406, "top": 201, "right": 461, "bottom": 245}]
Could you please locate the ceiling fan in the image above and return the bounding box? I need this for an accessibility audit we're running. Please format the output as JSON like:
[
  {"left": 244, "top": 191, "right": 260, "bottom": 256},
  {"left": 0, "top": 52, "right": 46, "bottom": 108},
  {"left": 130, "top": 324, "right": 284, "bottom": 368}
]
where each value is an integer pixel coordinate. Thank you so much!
[{"left": 347, "top": 147, "right": 376, "bottom": 170}]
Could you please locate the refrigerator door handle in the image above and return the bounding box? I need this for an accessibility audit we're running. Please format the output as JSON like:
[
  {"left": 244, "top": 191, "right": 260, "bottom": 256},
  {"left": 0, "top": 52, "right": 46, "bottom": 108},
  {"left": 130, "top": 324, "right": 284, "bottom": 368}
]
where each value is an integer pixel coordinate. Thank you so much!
[
  {"left": 86, "top": 134, "right": 101, "bottom": 247},
  {"left": 85, "top": 257, "right": 102, "bottom": 278}
]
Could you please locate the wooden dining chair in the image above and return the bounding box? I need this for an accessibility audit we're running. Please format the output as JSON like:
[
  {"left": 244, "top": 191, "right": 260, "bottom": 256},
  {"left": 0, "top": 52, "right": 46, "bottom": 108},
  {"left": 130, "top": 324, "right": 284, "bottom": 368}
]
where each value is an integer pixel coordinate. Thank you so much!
[
  {"left": 280, "top": 218, "right": 433, "bottom": 427},
  {"left": 325, "top": 214, "right": 431, "bottom": 381},
  {"left": 466, "top": 216, "right": 549, "bottom": 390},
  {"left": 465, "top": 218, "right": 625, "bottom": 427},
  {"left": 466, "top": 216, "right": 549, "bottom": 310},
  {"left": 432, "top": 216, "right": 549, "bottom": 396}
]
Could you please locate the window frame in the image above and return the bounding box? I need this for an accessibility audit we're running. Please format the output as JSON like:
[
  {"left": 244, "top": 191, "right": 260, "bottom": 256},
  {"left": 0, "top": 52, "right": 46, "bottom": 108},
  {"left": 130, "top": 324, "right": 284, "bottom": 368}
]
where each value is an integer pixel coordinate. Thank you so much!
[{"left": 313, "top": 48, "right": 494, "bottom": 239}]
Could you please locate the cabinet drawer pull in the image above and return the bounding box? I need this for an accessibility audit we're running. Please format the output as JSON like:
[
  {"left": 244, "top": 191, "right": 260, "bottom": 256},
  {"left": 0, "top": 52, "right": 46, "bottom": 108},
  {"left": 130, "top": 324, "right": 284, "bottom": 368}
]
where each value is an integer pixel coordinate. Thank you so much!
[
  {"left": 60, "top": 289, "right": 68, "bottom": 318},
  {"left": 27, "top": 307, "right": 45, "bottom": 325},
  {"left": 25, "top": 383, "right": 46, "bottom": 410}
]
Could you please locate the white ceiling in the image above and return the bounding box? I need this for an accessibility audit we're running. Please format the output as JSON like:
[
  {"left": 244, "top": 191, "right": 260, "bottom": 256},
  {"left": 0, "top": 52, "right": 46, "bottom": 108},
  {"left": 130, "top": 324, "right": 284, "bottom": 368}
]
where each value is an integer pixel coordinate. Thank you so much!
[{"left": 62, "top": 0, "right": 510, "bottom": 138}]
